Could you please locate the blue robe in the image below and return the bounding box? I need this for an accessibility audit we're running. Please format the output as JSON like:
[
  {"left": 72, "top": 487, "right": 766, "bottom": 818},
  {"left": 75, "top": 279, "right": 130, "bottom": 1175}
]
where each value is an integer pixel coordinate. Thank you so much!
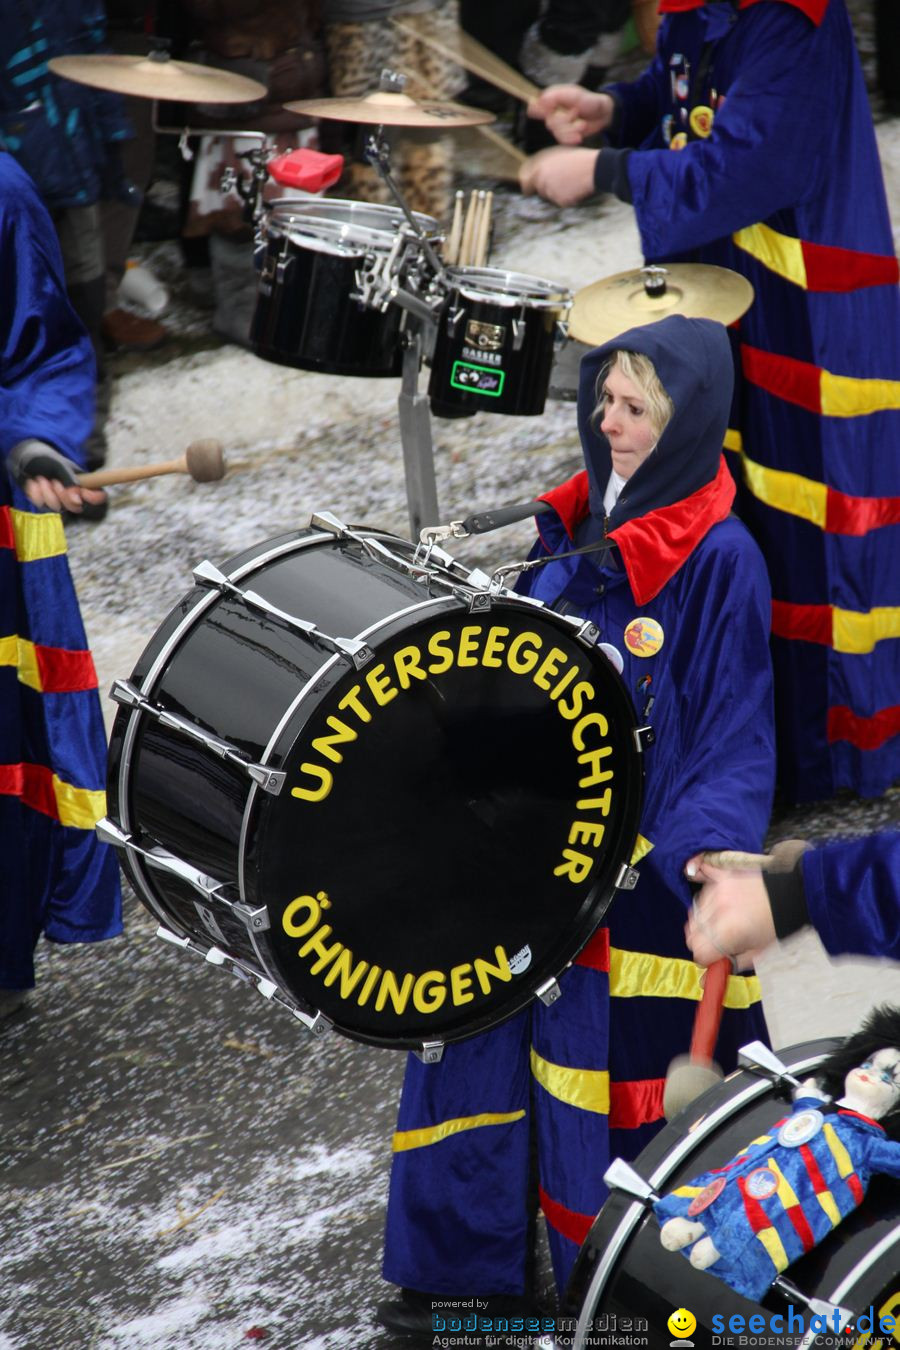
[
  {"left": 0, "top": 153, "right": 121, "bottom": 989},
  {"left": 383, "top": 317, "right": 774, "bottom": 1296},
  {"left": 604, "top": 0, "right": 900, "bottom": 802},
  {"left": 801, "top": 833, "right": 900, "bottom": 962},
  {"left": 654, "top": 1096, "right": 900, "bottom": 1301}
]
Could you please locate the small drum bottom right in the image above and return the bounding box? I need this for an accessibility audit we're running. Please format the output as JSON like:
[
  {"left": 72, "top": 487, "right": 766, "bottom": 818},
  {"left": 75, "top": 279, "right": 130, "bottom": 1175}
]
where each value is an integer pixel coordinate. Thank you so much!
[{"left": 565, "top": 1039, "right": 900, "bottom": 1349}]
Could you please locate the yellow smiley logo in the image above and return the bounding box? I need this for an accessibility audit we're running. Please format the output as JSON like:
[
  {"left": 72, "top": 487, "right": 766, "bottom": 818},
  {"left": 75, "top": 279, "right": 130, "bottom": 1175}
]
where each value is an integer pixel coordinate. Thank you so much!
[{"left": 668, "top": 1308, "right": 697, "bottom": 1339}]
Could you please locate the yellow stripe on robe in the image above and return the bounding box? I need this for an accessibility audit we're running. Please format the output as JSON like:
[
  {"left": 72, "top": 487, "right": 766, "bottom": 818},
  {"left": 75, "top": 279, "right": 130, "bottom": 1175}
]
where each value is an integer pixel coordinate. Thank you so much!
[
  {"left": 11, "top": 508, "right": 67, "bottom": 562},
  {"left": 733, "top": 223, "right": 807, "bottom": 288},
  {"left": 832, "top": 606, "right": 900, "bottom": 655},
  {"left": 609, "top": 948, "right": 762, "bottom": 1009},
  {"left": 392, "top": 1110, "right": 526, "bottom": 1152},
  {"left": 530, "top": 1046, "right": 610, "bottom": 1115},
  {"left": 54, "top": 778, "right": 107, "bottom": 831}
]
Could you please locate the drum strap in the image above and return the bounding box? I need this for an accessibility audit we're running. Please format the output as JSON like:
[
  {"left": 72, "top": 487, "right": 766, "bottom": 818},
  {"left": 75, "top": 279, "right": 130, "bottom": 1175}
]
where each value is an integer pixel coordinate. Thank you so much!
[{"left": 492, "top": 536, "right": 617, "bottom": 586}]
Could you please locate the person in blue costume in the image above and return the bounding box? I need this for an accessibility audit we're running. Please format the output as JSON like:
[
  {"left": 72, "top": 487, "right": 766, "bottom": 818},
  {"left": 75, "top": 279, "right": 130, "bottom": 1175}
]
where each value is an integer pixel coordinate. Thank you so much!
[
  {"left": 654, "top": 1004, "right": 900, "bottom": 1302},
  {"left": 521, "top": 0, "right": 900, "bottom": 805},
  {"left": 686, "top": 831, "right": 900, "bottom": 968},
  {"left": 0, "top": 152, "right": 122, "bottom": 1016},
  {"left": 377, "top": 315, "right": 775, "bottom": 1334}
]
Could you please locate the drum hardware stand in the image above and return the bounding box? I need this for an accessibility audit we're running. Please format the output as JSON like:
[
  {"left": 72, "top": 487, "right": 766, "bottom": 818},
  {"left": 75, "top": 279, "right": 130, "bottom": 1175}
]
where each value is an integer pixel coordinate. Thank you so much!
[
  {"left": 192, "top": 560, "right": 374, "bottom": 669},
  {"left": 110, "top": 679, "right": 286, "bottom": 795}
]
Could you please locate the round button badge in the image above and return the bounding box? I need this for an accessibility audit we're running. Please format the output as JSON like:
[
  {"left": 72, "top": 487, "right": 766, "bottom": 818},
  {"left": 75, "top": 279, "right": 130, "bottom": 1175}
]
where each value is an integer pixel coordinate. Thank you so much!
[
  {"left": 687, "top": 1175, "right": 726, "bottom": 1215},
  {"left": 777, "top": 1109, "right": 824, "bottom": 1147},
  {"left": 745, "top": 1167, "right": 779, "bottom": 1200},
  {"left": 624, "top": 617, "right": 664, "bottom": 657}
]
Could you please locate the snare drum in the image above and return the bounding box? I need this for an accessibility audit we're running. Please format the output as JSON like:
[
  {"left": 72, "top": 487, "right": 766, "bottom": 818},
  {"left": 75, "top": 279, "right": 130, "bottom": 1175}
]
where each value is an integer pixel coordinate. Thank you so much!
[
  {"left": 565, "top": 1039, "right": 900, "bottom": 1348},
  {"left": 428, "top": 267, "right": 572, "bottom": 417},
  {"left": 103, "top": 518, "right": 644, "bottom": 1052},
  {"left": 250, "top": 199, "right": 441, "bottom": 376}
]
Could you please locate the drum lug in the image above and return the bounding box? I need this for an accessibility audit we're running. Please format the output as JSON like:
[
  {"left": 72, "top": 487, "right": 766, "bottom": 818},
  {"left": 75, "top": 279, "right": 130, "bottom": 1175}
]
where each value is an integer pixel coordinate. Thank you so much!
[
  {"left": 633, "top": 724, "right": 655, "bottom": 752},
  {"left": 233, "top": 902, "right": 271, "bottom": 933},
  {"left": 446, "top": 305, "right": 465, "bottom": 337},
  {"left": 535, "top": 977, "right": 562, "bottom": 1007},
  {"left": 573, "top": 619, "right": 601, "bottom": 648},
  {"left": 290, "top": 1007, "right": 332, "bottom": 1038},
  {"left": 156, "top": 924, "right": 193, "bottom": 950},
  {"left": 110, "top": 679, "right": 287, "bottom": 796},
  {"left": 603, "top": 1157, "right": 659, "bottom": 1205},
  {"left": 256, "top": 977, "right": 279, "bottom": 999},
  {"left": 415, "top": 1041, "right": 445, "bottom": 1064},
  {"left": 512, "top": 316, "right": 527, "bottom": 352},
  {"left": 204, "top": 946, "right": 228, "bottom": 965},
  {"left": 614, "top": 863, "right": 640, "bottom": 891},
  {"left": 452, "top": 585, "right": 492, "bottom": 613}
]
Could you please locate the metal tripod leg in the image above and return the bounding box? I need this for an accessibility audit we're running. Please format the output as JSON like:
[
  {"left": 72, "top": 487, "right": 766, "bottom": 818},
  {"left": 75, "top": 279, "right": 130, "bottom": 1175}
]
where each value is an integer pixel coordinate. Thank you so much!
[{"left": 397, "top": 332, "right": 439, "bottom": 541}]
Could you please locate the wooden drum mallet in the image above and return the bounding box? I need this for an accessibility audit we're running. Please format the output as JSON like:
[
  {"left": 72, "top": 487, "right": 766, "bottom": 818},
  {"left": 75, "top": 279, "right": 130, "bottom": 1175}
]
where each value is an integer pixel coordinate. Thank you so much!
[{"left": 77, "top": 438, "right": 226, "bottom": 489}]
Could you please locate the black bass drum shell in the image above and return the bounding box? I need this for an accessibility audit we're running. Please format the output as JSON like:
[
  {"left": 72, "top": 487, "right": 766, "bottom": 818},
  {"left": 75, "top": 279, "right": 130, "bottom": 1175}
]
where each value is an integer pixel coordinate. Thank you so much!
[
  {"left": 565, "top": 1038, "right": 900, "bottom": 1349},
  {"left": 107, "top": 527, "right": 644, "bottom": 1049}
]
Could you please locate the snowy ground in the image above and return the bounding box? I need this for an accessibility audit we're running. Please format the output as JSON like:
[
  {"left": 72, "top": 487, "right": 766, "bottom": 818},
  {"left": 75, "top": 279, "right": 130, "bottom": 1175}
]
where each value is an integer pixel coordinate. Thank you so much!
[{"left": 1, "top": 54, "right": 899, "bottom": 1350}]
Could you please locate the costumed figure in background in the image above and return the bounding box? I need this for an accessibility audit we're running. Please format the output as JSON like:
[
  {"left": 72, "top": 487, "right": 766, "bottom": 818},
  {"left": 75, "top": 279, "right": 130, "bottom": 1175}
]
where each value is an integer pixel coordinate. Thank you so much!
[
  {"left": 0, "top": 0, "right": 138, "bottom": 477},
  {"left": 654, "top": 1005, "right": 900, "bottom": 1301},
  {"left": 522, "top": 0, "right": 900, "bottom": 804},
  {"left": 377, "top": 315, "right": 775, "bottom": 1332},
  {"left": 0, "top": 153, "right": 122, "bottom": 1015}
]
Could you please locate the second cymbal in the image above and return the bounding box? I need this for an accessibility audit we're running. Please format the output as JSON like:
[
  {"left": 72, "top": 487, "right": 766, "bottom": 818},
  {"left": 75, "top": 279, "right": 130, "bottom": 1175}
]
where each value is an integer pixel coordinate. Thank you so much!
[
  {"left": 48, "top": 53, "right": 267, "bottom": 103},
  {"left": 569, "top": 264, "right": 755, "bottom": 346},
  {"left": 284, "top": 90, "right": 494, "bottom": 128}
]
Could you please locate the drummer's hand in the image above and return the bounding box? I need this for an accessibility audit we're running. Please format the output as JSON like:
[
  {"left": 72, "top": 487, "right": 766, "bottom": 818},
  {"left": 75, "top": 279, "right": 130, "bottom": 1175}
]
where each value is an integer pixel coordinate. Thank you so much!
[
  {"left": 23, "top": 475, "right": 106, "bottom": 514},
  {"left": 683, "top": 857, "right": 775, "bottom": 970},
  {"left": 526, "top": 86, "right": 615, "bottom": 145},
  {"left": 519, "top": 147, "right": 599, "bottom": 207}
]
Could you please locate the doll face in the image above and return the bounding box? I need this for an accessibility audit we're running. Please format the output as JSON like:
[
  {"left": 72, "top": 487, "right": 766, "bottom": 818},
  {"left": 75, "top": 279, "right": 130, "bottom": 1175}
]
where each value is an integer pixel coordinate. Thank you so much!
[
  {"left": 846, "top": 1048, "right": 900, "bottom": 1117},
  {"left": 598, "top": 367, "right": 659, "bottom": 480}
]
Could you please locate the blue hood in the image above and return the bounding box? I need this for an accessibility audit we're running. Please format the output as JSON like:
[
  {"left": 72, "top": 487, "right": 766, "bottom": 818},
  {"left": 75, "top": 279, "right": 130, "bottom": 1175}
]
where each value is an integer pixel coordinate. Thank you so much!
[{"left": 577, "top": 315, "right": 734, "bottom": 532}]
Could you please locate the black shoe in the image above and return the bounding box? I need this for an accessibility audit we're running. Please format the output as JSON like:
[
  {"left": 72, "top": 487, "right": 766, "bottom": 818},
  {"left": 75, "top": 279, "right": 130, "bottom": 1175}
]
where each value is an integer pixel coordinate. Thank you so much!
[{"left": 375, "top": 1288, "right": 538, "bottom": 1339}]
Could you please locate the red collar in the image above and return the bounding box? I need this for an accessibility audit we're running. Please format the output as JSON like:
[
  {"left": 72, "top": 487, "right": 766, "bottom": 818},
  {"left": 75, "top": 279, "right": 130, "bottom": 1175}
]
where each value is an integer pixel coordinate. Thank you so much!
[
  {"left": 538, "top": 457, "right": 736, "bottom": 605},
  {"left": 837, "top": 1108, "right": 886, "bottom": 1131},
  {"left": 658, "top": 0, "right": 826, "bottom": 22}
]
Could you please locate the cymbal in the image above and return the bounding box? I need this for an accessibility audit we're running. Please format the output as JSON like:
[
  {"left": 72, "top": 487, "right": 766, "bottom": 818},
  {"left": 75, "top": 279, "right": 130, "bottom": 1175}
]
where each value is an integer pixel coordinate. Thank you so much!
[
  {"left": 47, "top": 53, "right": 267, "bottom": 103},
  {"left": 283, "top": 90, "right": 495, "bottom": 128},
  {"left": 568, "top": 264, "right": 755, "bottom": 346}
]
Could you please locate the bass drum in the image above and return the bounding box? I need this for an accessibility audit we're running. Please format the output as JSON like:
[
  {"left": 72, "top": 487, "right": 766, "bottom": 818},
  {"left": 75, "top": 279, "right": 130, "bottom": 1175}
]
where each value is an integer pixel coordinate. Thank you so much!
[
  {"left": 104, "top": 518, "right": 645, "bottom": 1051},
  {"left": 565, "top": 1039, "right": 900, "bottom": 1348}
]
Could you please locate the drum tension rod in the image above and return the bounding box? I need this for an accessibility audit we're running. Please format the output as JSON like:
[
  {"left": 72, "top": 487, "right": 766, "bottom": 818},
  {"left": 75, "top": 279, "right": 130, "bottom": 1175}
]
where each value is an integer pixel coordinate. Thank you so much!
[
  {"left": 737, "top": 1040, "right": 804, "bottom": 1095},
  {"left": 192, "top": 560, "right": 373, "bottom": 670},
  {"left": 772, "top": 1278, "right": 855, "bottom": 1334},
  {"left": 109, "top": 679, "right": 286, "bottom": 796}
]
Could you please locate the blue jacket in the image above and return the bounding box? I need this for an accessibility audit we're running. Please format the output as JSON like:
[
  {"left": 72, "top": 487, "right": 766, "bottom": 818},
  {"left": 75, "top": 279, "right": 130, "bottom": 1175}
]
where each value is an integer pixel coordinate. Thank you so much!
[{"left": 0, "top": 1, "right": 132, "bottom": 208}]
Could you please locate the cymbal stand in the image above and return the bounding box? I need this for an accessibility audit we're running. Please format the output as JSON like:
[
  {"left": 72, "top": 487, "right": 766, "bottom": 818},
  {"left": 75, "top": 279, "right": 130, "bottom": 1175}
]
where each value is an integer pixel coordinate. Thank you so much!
[{"left": 363, "top": 120, "right": 447, "bottom": 540}]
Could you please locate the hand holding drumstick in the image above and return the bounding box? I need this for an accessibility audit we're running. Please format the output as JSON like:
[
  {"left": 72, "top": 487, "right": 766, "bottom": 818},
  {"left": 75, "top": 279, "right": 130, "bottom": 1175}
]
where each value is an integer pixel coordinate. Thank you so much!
[{"left": 684, "top": 841, "right": 812, "bottom": 969}]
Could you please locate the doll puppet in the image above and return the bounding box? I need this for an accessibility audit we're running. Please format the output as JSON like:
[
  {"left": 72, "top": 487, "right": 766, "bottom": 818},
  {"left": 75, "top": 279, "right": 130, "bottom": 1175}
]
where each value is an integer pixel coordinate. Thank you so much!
[{"left": 654, "top": 1005, "right": 900, "bottom": 1302}]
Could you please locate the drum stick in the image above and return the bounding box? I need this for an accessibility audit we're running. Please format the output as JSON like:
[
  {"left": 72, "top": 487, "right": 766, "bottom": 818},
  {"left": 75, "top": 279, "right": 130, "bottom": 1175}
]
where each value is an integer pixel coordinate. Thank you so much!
[
  {"left": 77, "top": 439, "right": 226, "bottom": 489},
  {"left": 396, "top": 64, "right": 526, "bottom": 170},
  {"left": 392, "top": 17, "right": 540, "bottom": 104},
  {"left": 445, "top": 189, "right": 464, "bottom": 265},
  {"left": 474, "top": 189, "right": 493, "bottom": 267},
  {"left": 663, "top": 957, "right": 731, "bottom": 1121},
  {"left": 458, "top": 190, "right": 479, "bottom": 267},
  {"left": 700, "top": 849, "right": 778, "bottom": 870}
]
